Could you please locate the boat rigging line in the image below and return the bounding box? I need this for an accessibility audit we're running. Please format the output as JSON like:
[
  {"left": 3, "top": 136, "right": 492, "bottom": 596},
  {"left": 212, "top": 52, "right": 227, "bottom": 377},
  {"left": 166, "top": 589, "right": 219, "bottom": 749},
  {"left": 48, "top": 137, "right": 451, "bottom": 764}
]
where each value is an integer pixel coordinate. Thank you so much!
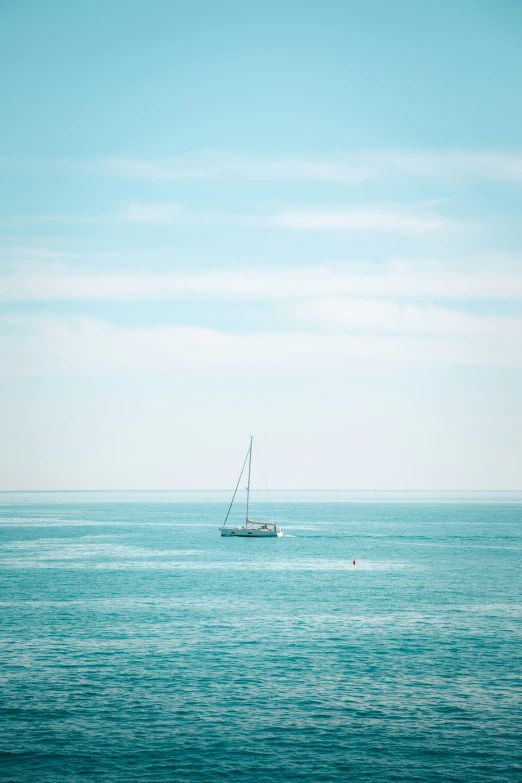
[{"left": 221, "top": 442, "right": 250, "bottom": 530}]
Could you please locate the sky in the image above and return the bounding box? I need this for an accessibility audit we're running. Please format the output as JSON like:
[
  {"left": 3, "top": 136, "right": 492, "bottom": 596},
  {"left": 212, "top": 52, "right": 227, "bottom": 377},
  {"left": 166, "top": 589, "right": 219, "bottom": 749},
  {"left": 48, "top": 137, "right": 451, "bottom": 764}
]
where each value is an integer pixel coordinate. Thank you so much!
[{"left": 1, "top": 0, "right": 522, "bottom": 490}]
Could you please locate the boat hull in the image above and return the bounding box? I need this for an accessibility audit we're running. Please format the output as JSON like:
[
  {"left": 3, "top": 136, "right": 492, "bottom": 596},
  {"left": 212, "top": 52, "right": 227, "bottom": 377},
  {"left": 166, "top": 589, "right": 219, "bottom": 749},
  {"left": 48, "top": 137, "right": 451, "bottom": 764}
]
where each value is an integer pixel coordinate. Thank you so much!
[{"left": 221, "top": 527, "right": 283, "bottom": 537}]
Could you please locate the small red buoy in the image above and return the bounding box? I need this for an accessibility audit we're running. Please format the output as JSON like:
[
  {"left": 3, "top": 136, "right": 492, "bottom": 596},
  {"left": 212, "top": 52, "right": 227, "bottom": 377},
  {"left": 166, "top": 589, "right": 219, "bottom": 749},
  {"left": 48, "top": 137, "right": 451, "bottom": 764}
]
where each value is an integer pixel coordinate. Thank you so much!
[{"left": 353, "top": 559, "right": 356, "bottom": 566}]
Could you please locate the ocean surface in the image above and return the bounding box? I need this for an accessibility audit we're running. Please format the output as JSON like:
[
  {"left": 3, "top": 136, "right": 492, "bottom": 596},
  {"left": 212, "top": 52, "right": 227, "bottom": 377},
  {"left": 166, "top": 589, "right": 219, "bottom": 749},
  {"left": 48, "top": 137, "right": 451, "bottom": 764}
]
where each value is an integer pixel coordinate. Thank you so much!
[{"left": 1, "top": 491, "right": 521, "bottom": 782}]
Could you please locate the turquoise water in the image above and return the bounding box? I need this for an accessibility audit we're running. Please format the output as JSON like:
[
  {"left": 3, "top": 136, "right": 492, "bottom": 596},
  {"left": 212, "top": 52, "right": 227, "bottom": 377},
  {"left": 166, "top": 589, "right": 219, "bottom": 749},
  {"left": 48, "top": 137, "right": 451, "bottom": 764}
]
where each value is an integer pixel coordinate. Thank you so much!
[{"left": 1, "top": 492, "right": 521, "bottom": 782}]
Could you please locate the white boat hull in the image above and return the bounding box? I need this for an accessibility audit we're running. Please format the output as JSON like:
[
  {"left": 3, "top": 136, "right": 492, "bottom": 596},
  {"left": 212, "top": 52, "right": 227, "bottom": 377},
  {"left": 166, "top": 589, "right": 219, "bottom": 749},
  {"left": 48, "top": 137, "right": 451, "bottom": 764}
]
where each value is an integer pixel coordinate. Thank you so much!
[{"left": 221, "top": 527, "right": 283, "bottom": 537}]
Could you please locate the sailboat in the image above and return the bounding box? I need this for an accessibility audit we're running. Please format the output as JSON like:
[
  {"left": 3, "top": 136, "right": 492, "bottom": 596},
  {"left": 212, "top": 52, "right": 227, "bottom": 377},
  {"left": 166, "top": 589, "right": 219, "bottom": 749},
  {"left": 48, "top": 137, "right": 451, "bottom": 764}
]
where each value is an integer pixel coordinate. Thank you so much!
[{"left": 220, "top": 437, "right": 283, "bottom": 537}]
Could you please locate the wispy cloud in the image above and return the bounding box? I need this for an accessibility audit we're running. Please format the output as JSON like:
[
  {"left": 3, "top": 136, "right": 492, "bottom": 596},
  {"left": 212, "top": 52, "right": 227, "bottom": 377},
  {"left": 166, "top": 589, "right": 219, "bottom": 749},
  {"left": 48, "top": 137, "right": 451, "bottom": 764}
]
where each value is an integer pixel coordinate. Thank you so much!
[
  {"left": 4, "top": 150, "right": 522, "bottom": 183},
  {"left": 304, "top": 297, "right": 522, "bottom": 339},
  {"left": 2, "top": 265, "right": 522, "bottom": 302},
  {"left": 98, "top": 150, "right": 522, "bottom": 184},
  {"left": 0, "top": 203, "right": 186, "bottom": 229},
  {"left": 100, "top": 153, "right": 367, "bottom": 182},
  {"left": 1, "top": 314, "right": 521, "bottom": 378},
  {"left": 266, "top": 207, "right": 458, "bottom": 235},
  {"left": 0, "top": 201, "right": 460, "bottom": 235}
]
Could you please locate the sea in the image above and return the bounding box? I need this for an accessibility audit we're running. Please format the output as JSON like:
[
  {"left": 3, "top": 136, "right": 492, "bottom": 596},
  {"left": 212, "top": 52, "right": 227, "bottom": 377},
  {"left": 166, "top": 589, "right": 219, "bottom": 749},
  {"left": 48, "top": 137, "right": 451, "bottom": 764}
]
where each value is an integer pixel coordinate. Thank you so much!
[{"left": 1, "top": 491, "right": 521, "bottom": 783}]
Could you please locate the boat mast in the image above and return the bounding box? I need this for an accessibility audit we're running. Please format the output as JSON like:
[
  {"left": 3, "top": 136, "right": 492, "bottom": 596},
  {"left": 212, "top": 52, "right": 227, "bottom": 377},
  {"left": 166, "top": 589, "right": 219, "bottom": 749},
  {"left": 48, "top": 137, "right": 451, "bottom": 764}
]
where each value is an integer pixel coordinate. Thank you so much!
[{"left": 246, "top": 435, "right": 253, "bottom": 525}]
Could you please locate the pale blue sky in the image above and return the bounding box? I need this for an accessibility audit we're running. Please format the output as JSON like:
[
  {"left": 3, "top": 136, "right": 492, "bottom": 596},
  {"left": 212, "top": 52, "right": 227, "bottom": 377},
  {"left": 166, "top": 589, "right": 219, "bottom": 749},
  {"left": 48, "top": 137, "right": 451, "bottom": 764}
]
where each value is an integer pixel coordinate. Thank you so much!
[{"left": 1, "top": 1, "right": 521, "bottom": 489}]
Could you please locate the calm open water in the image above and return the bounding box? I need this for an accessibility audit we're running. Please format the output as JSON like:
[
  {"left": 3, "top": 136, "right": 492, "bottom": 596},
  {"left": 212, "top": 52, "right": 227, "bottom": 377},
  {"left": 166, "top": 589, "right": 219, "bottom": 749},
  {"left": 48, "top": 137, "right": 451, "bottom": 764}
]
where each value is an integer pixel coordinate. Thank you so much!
[{"left": 1, "top": 491, "right": 521, "bottom": 782}]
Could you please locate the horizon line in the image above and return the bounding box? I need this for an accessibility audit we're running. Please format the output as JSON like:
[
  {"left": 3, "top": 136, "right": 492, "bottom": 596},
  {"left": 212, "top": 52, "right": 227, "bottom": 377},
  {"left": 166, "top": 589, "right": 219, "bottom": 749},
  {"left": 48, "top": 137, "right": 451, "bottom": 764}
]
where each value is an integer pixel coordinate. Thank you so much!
[{"left": 1, "top": 489, "right": 521, "bottom": 494}]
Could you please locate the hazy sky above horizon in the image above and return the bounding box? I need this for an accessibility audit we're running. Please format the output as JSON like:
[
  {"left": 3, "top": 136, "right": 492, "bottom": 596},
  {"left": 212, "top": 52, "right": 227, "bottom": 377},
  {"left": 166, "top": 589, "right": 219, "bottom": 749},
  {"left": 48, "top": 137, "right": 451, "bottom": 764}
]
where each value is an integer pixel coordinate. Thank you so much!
[{"left": 1, "top": 0, "right": 522, "bottom": 490}]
